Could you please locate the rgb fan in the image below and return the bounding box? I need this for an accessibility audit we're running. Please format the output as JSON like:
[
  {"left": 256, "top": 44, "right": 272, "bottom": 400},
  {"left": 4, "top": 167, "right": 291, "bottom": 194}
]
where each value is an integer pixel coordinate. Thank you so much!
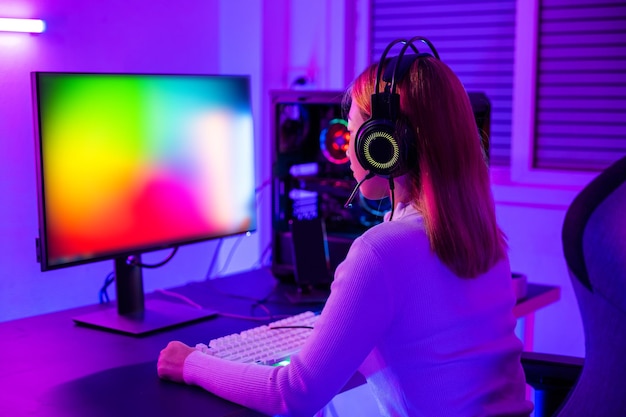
[{"left": 320, "top": 118, "right": 349, "bottom": 164}]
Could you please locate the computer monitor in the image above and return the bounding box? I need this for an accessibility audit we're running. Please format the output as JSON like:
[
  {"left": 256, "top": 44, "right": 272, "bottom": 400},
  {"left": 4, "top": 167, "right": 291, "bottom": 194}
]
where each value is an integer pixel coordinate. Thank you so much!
[{"left": 31, "top": 72, "right": 257, "bottom": 335}]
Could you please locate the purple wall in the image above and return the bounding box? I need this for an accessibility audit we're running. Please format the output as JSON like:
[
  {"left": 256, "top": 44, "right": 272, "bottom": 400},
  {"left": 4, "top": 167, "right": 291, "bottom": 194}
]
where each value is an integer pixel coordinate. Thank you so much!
[{"left": 0, "top": 0, "right": 227, "bottom": 321}]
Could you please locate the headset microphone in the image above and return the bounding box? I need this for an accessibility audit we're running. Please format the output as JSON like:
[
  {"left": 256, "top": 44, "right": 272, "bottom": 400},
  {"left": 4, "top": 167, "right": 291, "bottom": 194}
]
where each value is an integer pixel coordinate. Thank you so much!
[{"left": 344, "top": 172, "right": 375, "bottom": 208}]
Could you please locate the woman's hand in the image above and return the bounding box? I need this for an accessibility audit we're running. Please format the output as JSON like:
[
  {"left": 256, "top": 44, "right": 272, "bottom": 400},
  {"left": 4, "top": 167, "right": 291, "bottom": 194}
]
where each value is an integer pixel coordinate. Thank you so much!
[{"left": 157, "top": 341, "right": 195, "bottom": 383}]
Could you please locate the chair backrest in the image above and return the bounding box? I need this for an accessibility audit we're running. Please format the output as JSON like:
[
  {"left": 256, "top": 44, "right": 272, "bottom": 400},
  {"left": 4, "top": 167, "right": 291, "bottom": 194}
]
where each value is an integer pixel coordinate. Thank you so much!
[{"left": 558, "top": 155, "right": 626, "bottom": 416}]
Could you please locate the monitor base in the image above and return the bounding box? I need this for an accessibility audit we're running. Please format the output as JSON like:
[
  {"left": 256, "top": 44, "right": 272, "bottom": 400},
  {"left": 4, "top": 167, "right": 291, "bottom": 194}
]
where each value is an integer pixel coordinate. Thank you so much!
[{"left": 72, "top": 299, "right": 218, "bottom": 336}]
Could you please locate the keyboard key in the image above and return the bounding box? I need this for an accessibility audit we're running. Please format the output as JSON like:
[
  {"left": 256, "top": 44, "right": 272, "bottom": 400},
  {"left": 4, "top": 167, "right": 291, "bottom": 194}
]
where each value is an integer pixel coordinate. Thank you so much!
[{"left": 198, "top": 311, "right": 320, "bottom": 366}]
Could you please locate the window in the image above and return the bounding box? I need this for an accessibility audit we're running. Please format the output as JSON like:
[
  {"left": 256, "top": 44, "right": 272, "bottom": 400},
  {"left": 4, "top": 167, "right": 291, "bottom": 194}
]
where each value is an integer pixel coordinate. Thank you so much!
[
  {"left": 532, "top": 0, "right": 626, "bottom": 171},
  {"left": 371, "top": 0, "right": 626, "bottom": 186},
  {"left": 371, "top": 0, "right": 516, "bottom": 166}
]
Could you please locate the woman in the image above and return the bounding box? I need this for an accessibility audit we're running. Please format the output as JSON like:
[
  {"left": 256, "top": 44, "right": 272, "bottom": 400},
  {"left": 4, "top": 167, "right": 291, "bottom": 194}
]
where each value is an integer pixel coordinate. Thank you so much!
[{"left": 158, "top": 40, "right": 533, "bottom": 417}]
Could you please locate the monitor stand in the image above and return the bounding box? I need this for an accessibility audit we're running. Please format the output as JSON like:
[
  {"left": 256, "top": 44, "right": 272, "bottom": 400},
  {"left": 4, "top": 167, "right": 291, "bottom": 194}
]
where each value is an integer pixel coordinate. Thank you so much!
[{"left": 72, "top": 255, "right": 218, "bottom": 336}]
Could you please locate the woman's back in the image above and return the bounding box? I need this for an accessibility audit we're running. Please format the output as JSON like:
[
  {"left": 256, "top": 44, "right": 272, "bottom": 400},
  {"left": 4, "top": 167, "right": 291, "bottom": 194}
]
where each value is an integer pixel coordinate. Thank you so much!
[{"left": 329, "top": 202, "right": 532, "bottom": 416}]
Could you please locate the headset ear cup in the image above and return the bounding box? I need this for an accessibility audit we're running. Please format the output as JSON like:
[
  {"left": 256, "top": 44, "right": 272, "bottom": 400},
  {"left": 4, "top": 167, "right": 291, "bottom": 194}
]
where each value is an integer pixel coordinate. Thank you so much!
[{"left": 355, "top": 119, "right": 401, "bottom": 177}]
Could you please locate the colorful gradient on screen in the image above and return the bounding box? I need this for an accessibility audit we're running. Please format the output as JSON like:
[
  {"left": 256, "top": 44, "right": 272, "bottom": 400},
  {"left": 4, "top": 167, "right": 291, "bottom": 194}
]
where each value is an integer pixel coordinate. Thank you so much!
[{"left": 33, "top": 73, "right": 256, "bottom": 268}]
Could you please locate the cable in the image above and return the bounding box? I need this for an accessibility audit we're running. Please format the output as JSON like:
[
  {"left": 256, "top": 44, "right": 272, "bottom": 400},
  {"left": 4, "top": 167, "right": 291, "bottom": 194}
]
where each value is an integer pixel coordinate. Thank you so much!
[
  {"left": 358, "top": 194, "right": 390, "bottom": 218},
  {"left": 255, "top": 177, "right": 272, "bottom": 194},
  {"left": 202, "top": 278, "right": 290, "bottom": 307},
  {"left": 156, "top": 289, "right": 204, "bottom": 309},
  {"left": 205, "top": 177, "right": 272, "bottom": 279},
  {"left": 270, "top": 325, "right": 314, "bottom": 330},
  {"left": 217, "top": 311, "right": 293, "bottom": 322},
  {"left": 388, "top": 177, "right": 396, "bottom": 221},
  {"left": 253, "top": 178, "right": 272, "bottom": 269},
  {"left": 254, "top": 240, "right": 273, "bottom": 269},
  {"left": 98, "top": 248, "right": 178, "bottom": 302},
  {"left": 99, "top": 271, "right": 115, "bottom": 304},
  {"left": 158, "top": 288, "right": 292, "bottom": 321},
  {"left": 213, "top": 176, "right": 266, "bottom": 276},
  {"left": 215, "top": 235, "right": 244, "bottom": 277},
  {"left": 205, "top": 239, "right": 224, "bottom": 280},
  {"left": 131, "top": 247, "right": 179, "bottom": 269}
]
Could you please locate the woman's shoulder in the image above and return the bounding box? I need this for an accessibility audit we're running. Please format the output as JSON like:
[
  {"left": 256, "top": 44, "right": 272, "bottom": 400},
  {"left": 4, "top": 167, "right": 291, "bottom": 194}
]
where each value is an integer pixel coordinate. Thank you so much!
[
  {"left": 362, "top": 204, "right": 424, "bottom": 238},
  {"left": 354, "top": 206, "right": 429, "bottom": 258}
]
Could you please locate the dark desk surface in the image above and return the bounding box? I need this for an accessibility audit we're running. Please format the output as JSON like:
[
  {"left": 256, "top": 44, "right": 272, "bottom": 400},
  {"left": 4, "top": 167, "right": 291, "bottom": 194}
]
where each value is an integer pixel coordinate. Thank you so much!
[{"left": 0, "top": 268, "right": 559, "bottom": 417}]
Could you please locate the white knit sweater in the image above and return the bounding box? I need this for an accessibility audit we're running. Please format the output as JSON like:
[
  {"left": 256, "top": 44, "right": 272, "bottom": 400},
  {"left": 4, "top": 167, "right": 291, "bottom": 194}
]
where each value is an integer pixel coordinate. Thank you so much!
[{"left": 184, "top": 203, "right": 534, "bottom": 417}]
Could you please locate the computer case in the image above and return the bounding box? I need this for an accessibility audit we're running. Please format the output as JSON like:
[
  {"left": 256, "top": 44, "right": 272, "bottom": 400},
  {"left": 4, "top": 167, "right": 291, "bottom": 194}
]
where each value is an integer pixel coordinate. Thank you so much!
[{"left": 270, "top": 90, "right": 369, "bottom": 282}]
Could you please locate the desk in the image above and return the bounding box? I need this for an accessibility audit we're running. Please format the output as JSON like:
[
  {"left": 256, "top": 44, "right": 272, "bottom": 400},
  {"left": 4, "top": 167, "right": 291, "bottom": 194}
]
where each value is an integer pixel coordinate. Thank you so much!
[
  {"left": 513, "top": 284, "right": 562, "bottom": 351},
  {"left": 0, "top": 269, "right": 559, "bottom": 417}
]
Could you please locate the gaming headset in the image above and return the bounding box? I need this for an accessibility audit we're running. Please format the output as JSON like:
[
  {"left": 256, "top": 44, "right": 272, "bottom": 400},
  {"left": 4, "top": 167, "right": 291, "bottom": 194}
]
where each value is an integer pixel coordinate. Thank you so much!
[{"left": 353, "top": 36, "right": 440, "bottom": 178}]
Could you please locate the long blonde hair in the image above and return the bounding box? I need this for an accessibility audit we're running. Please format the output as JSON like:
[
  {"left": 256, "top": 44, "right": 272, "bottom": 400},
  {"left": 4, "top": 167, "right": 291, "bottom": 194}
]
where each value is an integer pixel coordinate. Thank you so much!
[{"left": 347, "top": 57, "right": 507, "bottom": 278}]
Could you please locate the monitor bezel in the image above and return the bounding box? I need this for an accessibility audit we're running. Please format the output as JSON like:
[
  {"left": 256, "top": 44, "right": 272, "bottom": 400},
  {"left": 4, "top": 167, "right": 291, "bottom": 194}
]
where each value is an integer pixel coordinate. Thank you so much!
[{"left": 31, "top": 71, "right": 258, "bottom": 273}]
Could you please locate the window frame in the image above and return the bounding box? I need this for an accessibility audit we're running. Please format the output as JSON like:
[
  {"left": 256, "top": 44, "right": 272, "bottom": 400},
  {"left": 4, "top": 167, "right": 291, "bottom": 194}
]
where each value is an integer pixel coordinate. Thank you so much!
[{"left": 509, "top": 0, "right": 596, "bottom": 188}]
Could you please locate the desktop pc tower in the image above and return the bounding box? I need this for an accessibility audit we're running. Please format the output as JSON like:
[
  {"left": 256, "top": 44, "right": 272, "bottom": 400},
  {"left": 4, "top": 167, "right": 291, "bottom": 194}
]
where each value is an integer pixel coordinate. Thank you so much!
[
  {"left": 270, "top": 89, "right": 491, "bottom": 285},
  {"left": 270, "top": 90, "right": 367, "bottom": 284}
]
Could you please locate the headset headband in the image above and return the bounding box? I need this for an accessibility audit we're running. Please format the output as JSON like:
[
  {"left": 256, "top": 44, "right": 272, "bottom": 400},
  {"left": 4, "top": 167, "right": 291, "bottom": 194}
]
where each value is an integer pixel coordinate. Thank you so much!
[{"left": 372, "top": 36, "right": 440, "bottom": 122}]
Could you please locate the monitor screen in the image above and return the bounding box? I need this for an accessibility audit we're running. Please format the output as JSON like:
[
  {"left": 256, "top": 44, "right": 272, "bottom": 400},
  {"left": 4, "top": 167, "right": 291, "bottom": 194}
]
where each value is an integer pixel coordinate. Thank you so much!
[{"left": 32, "top": 72, "right": 257, "bottom": 334}]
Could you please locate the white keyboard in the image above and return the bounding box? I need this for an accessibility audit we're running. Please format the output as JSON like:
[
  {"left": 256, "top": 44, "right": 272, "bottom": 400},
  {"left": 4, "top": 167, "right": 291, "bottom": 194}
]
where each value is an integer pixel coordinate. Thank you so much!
[{"left": 196, "top": 311, "right": 320, "bottom": 366}]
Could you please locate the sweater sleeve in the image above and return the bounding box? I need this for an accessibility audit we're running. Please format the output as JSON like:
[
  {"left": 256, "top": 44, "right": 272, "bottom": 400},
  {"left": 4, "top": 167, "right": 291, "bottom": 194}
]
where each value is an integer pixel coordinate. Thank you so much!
[{"left": 183, "top": 236, "right": 396, "bottom": 417}]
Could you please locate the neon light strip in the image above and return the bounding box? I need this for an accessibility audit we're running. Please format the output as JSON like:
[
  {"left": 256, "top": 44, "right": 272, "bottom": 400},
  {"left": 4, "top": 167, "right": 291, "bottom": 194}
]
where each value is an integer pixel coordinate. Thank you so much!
[{"left": 0, "top": 18, "right": 46, "bottom": 33}]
